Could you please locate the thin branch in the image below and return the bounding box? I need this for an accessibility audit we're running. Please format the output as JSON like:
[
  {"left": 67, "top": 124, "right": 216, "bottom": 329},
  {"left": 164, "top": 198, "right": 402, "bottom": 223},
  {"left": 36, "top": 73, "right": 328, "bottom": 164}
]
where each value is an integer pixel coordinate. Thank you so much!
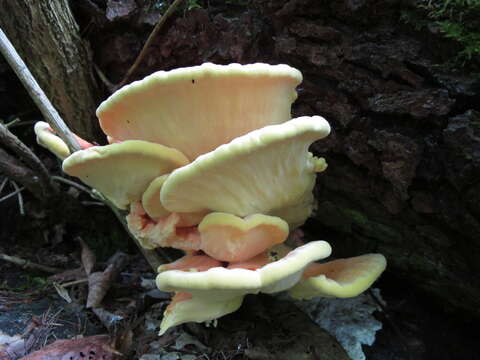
[
  {"left": 52, "top": 175, "right": 95, "bottom": 196},
  {"left": 0, "top": 147, "right": 45, "bottom": 200},
  {"left": 116, "top": 0, "right": 186, "bottom": 90},
  {"left": 0, "top": 184, "right": 24, "bottom": 203},
  {"left": 0, "top": 177, "right": 8, "bottom": 193},
  {"left": 0, "top": 122, "right": 55, "bottom": 195},
  {"left": 0, "top": 27, "right": 81, "bottom": 152},
  {"left": 0, "top": 253, "right": 62, "bottom": 274},
  {"left": 81, "top": 201, "right": 105, "bottom": 207},
  {"left": 4, "top": 117, "right": 20, "bottom": 127},
  {"left": 8, "top": 120, "right": 37, "bottom": 129},
  {"left": 10, "top": 181, "right": 24, "bottom": 215},
  {"left": 61, "top": 278, "right": 89, "bottom": 287},
  {"left": 94, "top": 63, "right": 115, "bottom": 93}
]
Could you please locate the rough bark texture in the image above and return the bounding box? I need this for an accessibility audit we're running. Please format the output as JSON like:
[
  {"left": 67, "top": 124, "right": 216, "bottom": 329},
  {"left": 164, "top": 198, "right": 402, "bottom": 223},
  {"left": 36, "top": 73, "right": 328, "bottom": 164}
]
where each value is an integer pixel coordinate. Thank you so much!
[
  {"left": 85, "top": 0, "right": 480, "bottom": 316},
  {"left": 0, "top": 1, "right": 102, "bottom": 140}
]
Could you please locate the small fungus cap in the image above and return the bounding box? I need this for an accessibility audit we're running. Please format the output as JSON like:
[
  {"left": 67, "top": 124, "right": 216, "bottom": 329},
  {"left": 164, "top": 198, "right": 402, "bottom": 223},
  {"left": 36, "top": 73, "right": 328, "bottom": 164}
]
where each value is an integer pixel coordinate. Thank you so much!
[
  {"left": 96, "top": 63, "right": 302, "bottom": 160},
  {"left": 288, "top": 254, "right": 387, "bottom": 299},
  {"left": 141, "top": 174, "right": 171, "bottom": 219},
  {"left": 62, "top": 140, "right": 189, "bottom": 209},
  {"left": 34, "top": 121, "right": 71, "bottom": 159},
  {"left": 198, "top": 212, "right": 289, "bottom": 262},
  {"left": 159, "top": 295, "right": 243, "bottom": 335},
  {"left": 156, "top": 240, "right": 332, "bottom": 299},
  {"left": 160, "top": 116, "right": 331, "bottom": 228}
]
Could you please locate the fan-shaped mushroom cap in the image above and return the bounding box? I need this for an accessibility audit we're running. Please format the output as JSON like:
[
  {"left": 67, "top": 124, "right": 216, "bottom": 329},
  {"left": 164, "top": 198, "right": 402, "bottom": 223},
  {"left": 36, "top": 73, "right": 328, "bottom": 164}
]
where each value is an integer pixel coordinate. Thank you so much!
[
  {"left": 156, "top": 240, "right": 332, "bottom": 299},
  {"left": 142, "top": 175, "right": 171, "bottom": 219},
  {"left": 63, "top": 140, "right": 189, "bottom": 209},
  {"left": 288, "top": 254, "right": 387, "bottom": 299},
  {"left": 34, "top": 121, "right": 71, "bottom": 159},
  {"left": 160, "top": 116, "right": 330, "bottom": 228},
  {"left": 160, "top": 293, "right": 243, "bottom": 335},
  {"left": 159, "top": 254, "right": 223, "bottom": 272},
  {"left": 34, "top": 121, "right": 94, "bottom": 159},
  {"left": 156, "top": 241, "right": 331, "bottom": 333},
  {"left": 96, "top": 63, "right": 302, "bottom": 160},
  {"left": 141, "top": 175, "right": 209, "bottom": 226},
  {"left": 198, "top": 212, "right": 289, "bottom": 262}
]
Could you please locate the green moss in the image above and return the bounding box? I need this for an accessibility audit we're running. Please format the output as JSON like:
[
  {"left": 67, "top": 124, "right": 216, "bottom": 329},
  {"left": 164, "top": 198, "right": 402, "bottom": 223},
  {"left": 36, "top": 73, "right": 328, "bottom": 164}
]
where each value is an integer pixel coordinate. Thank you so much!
[
  {"left": 402, "top": 0, "right": 480, "bottom": 69},
  {"left": 0, "top": 274, "right": 47, "bottom": 292}
]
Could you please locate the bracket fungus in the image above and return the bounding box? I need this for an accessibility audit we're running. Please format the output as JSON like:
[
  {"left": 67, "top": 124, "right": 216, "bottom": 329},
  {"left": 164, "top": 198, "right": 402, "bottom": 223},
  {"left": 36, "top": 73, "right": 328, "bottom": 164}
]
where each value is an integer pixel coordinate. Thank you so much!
[
  {"left": 96, "top": 63, "right": 302, "bottom": 160},
  {"left": 34, "top": 121, "right": 93, "bottom": 159},
  {"left": 34, "top": 63, "right": 386, "bottom": 335}
]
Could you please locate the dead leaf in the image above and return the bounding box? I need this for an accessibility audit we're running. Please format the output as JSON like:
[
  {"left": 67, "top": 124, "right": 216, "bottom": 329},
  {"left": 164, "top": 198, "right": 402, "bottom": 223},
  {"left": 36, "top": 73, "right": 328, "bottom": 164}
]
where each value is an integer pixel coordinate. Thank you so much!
[
  {"left": 20, "top": 335, "right": 120, "bottom": 360},
  {"left": 78, "top": 237, "right": 96, "bottom": 275},
  {"left": 86, "top": 251, "right": 129, "bottom": 309},
  {"left": 86, "top": 264, "right": 115, "bottom": 309},
  {"left": 105, "top": 251, "right": 128, "bottom": 274}
]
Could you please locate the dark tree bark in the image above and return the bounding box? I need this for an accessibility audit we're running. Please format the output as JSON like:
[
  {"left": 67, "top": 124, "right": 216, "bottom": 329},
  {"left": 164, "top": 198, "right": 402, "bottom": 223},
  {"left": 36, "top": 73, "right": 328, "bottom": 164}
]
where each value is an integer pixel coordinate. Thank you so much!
[
  {"left": 89, "top": 0, "right": 480, "bottom": 316},
  {"left": 0, "top": 1, "right": 102, "bottom": 141}
]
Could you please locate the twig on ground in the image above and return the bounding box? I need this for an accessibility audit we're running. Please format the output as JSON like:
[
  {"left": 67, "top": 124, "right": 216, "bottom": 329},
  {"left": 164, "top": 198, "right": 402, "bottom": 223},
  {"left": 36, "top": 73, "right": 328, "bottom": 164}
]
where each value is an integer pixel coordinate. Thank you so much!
[
  {"left": 0, "top": 253, "right": 62, "bottom": 274},
  {"left": 0, "top": 177, "right": 8, "bottom": 193},
  {"left": 0, "top": 28, "right": 81, "bottom": 152},
  {"left": 0, "top": 184, "right": 24, "bottom": 203},
  {"left": 61, "top": 278, "right": 89, "bottom": 287},
  {"left": 10, "top": 180, "right": 24, "bottom": 215},
  {"left": 116, "top": 0, "right": 186, "bottom": 90},
  {"left": 0, "top": 147, "right": 52, "bottom": 201}
]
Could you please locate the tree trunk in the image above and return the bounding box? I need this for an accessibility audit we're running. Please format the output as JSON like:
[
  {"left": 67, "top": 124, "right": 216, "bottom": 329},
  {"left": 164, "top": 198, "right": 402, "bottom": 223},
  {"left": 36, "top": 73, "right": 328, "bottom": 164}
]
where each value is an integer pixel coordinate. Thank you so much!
[
  {"left": 90, "top": 0, "right": 480, "bottom": 316},
  {"left": 0, "top": 1, "right": 102, "bottom": 141}
]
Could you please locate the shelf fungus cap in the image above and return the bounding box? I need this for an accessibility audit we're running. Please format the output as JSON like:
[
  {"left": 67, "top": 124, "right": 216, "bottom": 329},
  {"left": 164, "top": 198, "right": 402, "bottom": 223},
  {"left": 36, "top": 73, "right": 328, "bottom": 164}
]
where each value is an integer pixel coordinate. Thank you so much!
[
  {"left": 198, "top": 212, "right": 289, "bottom": 262},
  {"left": 160, "top": 293, "right": 243, "bottom": 335},
  {"left": 158, "top": 255, "right": 243, "bottom": 335},
  {"left": 160, "top": 116, "right": 331, "bottom": 228},
  {"left": 141, "top": 174, "right": 171, "bottom": 220},
  {"left": 156, "top": 241, "right": 332, "bottom": 334},
  {"left": 156, "top": 240, "right": 332, "bottom": 298},
  {"left": 62, "top": 140, "right": 189, "bottom": 209},
  {"left": 34, "top": 121, "right": 71, "bottom": 159},
  {"left": 141, "top": 175, "right": 210, "bottom": 226},
  {"left": 288, "top": 254, "right": 387, "bottom": 299},
  {"left": 96, "top": 63, "right": 302, "bottom": 160}
]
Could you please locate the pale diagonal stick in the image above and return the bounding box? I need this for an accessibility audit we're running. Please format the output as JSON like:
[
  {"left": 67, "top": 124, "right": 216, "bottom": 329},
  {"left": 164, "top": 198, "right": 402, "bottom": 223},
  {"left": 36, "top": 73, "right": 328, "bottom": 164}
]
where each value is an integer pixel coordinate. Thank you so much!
[
  {"left": 0, "top": 27, "right": 163, "bottom": 271},
  {"left": 0, "top": 27, "right": 81, "bottom": 152}
]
